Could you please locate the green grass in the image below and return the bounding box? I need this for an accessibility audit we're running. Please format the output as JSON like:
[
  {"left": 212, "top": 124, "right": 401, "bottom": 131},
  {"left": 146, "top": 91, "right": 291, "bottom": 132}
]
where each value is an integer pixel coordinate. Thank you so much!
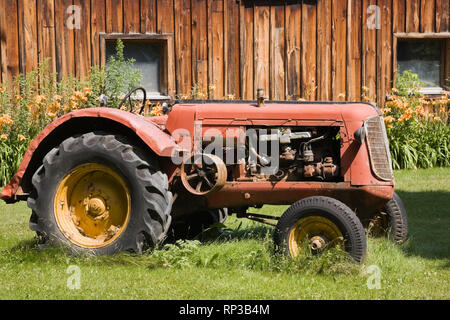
[{"left": 0, "top": 168, "right": 449, "bottom": 300}]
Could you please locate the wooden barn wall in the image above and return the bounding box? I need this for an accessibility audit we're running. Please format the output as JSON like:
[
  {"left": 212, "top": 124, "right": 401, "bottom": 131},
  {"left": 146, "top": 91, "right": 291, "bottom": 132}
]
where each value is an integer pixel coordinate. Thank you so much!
[{"left": 0, "top": 0, "right": 449, "bottom": 105}]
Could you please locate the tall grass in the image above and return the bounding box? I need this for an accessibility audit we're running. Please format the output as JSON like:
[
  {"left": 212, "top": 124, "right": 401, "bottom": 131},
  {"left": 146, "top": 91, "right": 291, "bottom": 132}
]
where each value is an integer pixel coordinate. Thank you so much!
[{"left": 144, "top": 238, "right": 359, "bottom": 276}]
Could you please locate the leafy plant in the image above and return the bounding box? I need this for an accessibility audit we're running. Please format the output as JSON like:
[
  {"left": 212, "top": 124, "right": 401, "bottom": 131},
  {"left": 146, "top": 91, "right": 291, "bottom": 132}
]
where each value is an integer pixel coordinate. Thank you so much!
[
  {"left": 105, "top": 39, "right": 142, "bottom": 108},
  {"left": 383, "top": 71, "right": 450, "bottom": 169},
  {"left": 394, "top": 69, "right": 425, "bottom": 97}
]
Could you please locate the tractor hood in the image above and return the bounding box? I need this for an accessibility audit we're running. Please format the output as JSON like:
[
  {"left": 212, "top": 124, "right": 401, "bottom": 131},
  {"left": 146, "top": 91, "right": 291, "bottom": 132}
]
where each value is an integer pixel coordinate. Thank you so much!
[{"left": 165, "top": 101, "right": 381, "bottom": 133}]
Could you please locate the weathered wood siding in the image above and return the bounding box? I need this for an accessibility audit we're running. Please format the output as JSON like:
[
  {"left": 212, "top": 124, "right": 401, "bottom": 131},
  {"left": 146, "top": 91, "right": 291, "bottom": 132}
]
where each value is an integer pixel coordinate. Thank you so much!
[{"left": 0, "top": 0, "right": 449, "bottom": 104}]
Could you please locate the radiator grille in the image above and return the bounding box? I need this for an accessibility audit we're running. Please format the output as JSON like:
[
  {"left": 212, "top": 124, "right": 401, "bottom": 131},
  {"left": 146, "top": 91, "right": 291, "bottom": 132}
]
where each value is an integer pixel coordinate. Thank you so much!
[{"left": 365, "top": 116, "right": 393, "bottom": 181}]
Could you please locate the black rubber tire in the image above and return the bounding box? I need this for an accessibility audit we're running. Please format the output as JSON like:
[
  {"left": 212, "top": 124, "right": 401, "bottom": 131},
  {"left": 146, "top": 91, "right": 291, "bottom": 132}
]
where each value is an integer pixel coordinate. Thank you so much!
[
  {"left": 274, "top": 196, "right": 367, "bottom": 263},
  {"left": 168, "top": 208, "right": 228, "bottom": 240},
  {"left": 381, "top": 192, "right": 409, "bottom": 244},
  {"left": 27, "top": 132, "right": 172, "bottom": 255}
]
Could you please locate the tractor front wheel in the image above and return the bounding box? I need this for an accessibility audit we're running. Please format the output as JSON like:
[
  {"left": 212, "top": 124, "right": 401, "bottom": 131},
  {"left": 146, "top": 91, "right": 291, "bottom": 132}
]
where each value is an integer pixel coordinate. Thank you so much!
[
  {"left": 274, "top": 196, "right": 367, "bottom": 263},
  {"left": 27, "top": 132, "right": 172, "bottom": 255}
]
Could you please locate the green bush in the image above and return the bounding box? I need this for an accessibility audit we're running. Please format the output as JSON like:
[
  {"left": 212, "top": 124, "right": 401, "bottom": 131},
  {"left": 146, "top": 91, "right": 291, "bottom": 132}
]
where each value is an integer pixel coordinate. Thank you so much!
[
  {"left": 384, "top": 71, "right": 450, "bottom": 169},
  {"left": 105, "top": 39, "right": 142, "bottom": 108}
]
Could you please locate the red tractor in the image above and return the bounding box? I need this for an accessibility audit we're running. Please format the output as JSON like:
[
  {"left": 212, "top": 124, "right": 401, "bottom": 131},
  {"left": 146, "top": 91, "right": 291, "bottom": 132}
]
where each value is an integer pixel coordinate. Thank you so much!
[{"left": 1, "top": 89, "right": 408, "bottom": 263}]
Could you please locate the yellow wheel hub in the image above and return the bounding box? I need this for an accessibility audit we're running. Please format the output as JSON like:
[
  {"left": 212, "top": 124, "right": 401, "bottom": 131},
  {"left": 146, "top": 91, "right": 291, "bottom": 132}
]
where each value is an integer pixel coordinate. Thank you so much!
[
  {"left": 288, "top": 216, "right": 344, "bottom": 258},
  {"left": 54, "top": 163, "right": 131, "bottom": 248}
]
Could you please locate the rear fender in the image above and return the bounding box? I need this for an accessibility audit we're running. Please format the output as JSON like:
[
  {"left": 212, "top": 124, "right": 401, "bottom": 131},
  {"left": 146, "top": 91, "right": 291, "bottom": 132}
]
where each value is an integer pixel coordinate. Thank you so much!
[{"left": 1, "top": 108, "right": 179, "bottom": 203}]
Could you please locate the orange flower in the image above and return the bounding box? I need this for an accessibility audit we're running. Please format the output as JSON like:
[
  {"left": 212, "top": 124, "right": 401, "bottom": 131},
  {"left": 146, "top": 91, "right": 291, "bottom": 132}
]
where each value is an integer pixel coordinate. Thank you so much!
[
  {"left": 46, "top": 112, "right": 57, "bottom": 119},
  {"left": 28, "top": 104, "right": 40, "bottom": 119},
  {"left": 0, "top": 87, "right": 6, "bottom": 93},
  {"left": 18, "top": 134, "right": 27, "bottom": 141},
  {"left": 439, "top": 106, "right": 446, "bottom": 114},
  {"left": 34, "top": 95, "right": 46, "bottom": 105},
  {"left": 70, "top": 100, "right": 78, "bottom": 109},
  {"left": 384, "top": 116, "right": 395, "bottom": 124},
  {"left": 46, "top": 101, "right": 61, "bottom": 116},
  {"left": 391, "top": 88, "right": 399, "bottom": 94},
  {"left": 362, "top": 86, "right": 369, "bottom": 93},
  {"left": 433, "top": 116, "right": 441, "bottom": 122},
  {"left": 53, "top": 94, "right": 63, "bottom": 101},
  {"left": 415, "top": 105, "right": 424, "bottom": 115},
  {"left": 0, "top": 134, "right": 7, "bottom": 140},
  {"left": 150, "top": 104, "right": 163, "bottom": 116},
  {"left": 195, "top": 90, "right": 208, "bottom": 100},
  {"left": 83, "top": 87, "right": 92, "bottom": 95},
  {"left": 71, "top": 91, "right": 88, "bottom": 102},
  {"left": 399, "top": 110, "right": 412, "bottom": 122},
  {"left": 1, "top": 114, "right": 14, "bottom": 126}
]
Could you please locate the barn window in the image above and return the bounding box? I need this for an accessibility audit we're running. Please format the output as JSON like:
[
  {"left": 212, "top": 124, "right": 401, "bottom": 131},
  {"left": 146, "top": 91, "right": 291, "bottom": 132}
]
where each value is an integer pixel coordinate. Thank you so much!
[
  {"left": 396, "top": 37, "right": 450, "bottom": 95},
  {"left": 106, "top": 40, "right": 162, "bottom": 95},
  {"left": 100, "top": 34, "right": 174, "bottom": 100}
]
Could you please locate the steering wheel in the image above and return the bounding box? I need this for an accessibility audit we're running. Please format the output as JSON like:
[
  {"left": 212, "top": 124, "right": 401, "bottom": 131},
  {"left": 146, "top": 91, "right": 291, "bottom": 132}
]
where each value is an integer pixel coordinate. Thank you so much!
[{"left": 118, "top": 87, "right": 147, "bottom": 115}]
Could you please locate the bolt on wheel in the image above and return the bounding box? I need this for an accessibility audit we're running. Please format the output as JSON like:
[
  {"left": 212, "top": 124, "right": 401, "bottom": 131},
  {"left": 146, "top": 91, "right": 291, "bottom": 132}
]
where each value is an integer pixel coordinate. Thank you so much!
[{"left": 288, "top": 216, "right": 344, "bottom": 257}]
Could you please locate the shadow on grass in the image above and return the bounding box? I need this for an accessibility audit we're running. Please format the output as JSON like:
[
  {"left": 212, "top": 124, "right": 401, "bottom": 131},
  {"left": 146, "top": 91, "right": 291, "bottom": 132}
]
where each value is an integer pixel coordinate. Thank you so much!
[
  {"left": 0, "top": 238, "right": 71, "bottom": 264},
  {"left": 220, "top": 222, "right": 273, "bottom": 242},
  {"left": 8, "top": 238, "right": 38, "bottom": 251},
  {"left": 392, "top": 191, "right": 450, "bottom": 262},
  {"left": 0, "top": 237, "right": 150, "bottom": 266}
]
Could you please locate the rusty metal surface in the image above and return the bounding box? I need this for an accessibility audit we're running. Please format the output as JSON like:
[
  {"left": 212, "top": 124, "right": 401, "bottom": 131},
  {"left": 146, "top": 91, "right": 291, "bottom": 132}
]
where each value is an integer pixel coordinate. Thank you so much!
[
  {"left": 180, "top": 153, "right": 227, "bottom": 196},
  {"left": 205, "top": 181, "right": 393, "bottom": 218}
]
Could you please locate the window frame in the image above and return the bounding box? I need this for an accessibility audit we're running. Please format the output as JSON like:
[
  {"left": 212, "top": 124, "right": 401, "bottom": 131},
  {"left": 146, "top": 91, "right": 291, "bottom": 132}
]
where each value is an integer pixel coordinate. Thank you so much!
[
  {"left": 99, "top": 33, "right": 175, "bottom": 100},
  {"left": 393, "top": 32, "right": 450, "bottom": 96}
]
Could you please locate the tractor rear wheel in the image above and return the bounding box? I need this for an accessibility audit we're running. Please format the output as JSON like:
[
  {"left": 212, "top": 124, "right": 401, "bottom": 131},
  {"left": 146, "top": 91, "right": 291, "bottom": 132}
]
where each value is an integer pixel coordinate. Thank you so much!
[
  {"left": 274, "top": 196, "right": 367, "bottom": 263},
  {"left": 27, "top": 132, "right": 172, "bottom": 255}
]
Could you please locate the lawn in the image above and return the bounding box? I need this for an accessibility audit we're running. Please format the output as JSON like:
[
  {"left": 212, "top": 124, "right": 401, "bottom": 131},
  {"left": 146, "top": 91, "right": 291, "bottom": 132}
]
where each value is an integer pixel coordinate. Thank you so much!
[{"left": 0, "top": 168, "right": 449, "bottom": 300}]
